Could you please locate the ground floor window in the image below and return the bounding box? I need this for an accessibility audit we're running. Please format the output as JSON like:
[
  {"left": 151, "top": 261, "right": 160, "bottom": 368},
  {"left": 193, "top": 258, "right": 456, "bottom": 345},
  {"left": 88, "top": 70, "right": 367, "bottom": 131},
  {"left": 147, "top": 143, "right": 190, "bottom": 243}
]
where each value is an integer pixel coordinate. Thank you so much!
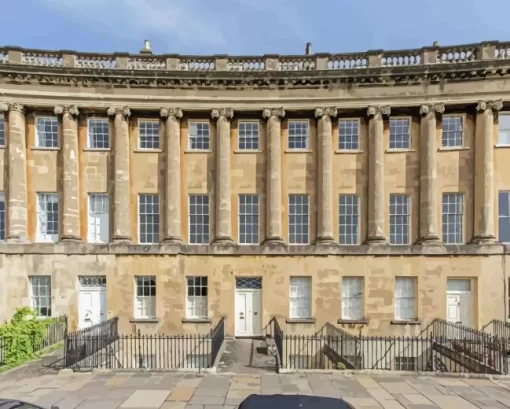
[{"left": 29, "top": 275, "right": 51, "bottom": 317}]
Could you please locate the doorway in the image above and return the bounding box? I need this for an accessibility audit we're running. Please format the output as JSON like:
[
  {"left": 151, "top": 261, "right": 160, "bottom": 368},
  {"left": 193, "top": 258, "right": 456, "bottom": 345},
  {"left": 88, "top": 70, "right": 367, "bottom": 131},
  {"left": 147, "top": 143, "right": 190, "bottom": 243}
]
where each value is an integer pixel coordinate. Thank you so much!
[
  {"left": 446, "top": 278, "right": 473, "bottom": 328},
  {"left": 78, "top": 276, "right": 107, "bottom": 330},
  {"left": 235, "top": 277, "right": 262, "bottom": 337}
]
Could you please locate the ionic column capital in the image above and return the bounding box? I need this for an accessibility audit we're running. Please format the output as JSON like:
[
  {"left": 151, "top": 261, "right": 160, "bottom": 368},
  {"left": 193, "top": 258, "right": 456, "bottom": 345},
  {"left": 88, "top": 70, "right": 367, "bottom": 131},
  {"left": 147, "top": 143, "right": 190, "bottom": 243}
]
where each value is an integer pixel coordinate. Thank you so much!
[
  {"left": 211, "top": 108, "right": 234, "bottom": 120},
  {"left": 0, "top": 101, "right": 8, "bottom": 112},
  {"left": 315, "top": 107, "right": 338, "bottom": 118},
  {"left": 367, "top": 105, "right": 391, "bottom": 117},
  {"left": 0, "top": 102, "right": 25, "bottom": 113},
  {"left": 54, "top": 105, "right": 79, "bottom": 117},
  {"left": 476, "top": 99, "right": 504, "bottom": 113},
  {"left": 262, "top": 108, "right": 285, "bottom": 119},
  {"left": 420, "top": 103, "right": 445, "bottom": 116},
  {"left": 160, "top": 107, "right": 183, "bottom": 119},
  {"left": 107, "top": 106, "right": 131, "bottom": 118}
]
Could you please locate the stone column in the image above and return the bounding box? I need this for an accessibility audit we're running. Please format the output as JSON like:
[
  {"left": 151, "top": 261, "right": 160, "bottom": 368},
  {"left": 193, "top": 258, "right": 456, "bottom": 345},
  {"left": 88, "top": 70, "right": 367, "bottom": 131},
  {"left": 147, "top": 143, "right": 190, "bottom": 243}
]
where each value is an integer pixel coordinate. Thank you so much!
[
  {"left": 366, "top": 106, "right": 390, "bottom": 244},
  {"left": 418, "top": 103, "right": 444, "bottom": 244},
  {"left": 108, "top": 106, "right": 132, "bottom": 242},
  {"left": 315, "top": 107, "right": 337, "bottom": 244},
  {"left": 55, "top": 105, "right": 81, "bottom": 241},
  {"left": 1, "top": 103, "right": 28, "bottom": 242},
  {"left": 472, "top": 100, "right": 502, "bottom": 244},
  {"left": 161, "top": 107, "right": 183, "bottom": 244},
  {"left": 263, "top": 108, "right": 285, "bottom": 244},
  {"left": 211, "top": 108, "right": 234, "bottom": 244}
]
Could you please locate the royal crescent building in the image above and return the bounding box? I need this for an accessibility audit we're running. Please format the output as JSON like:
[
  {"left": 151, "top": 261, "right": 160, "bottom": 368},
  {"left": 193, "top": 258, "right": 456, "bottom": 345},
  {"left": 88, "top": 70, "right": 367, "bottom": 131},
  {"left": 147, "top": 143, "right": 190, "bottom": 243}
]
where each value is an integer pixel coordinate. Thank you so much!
[{"left": 1, "top": 41, "right": 510, "bottom": 337}]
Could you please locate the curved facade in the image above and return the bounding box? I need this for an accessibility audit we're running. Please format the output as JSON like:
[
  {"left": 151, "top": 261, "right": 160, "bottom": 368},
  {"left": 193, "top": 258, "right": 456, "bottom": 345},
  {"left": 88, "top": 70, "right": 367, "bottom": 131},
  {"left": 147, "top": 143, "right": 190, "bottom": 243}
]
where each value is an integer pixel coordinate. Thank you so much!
[{"left": 0, "top": 42, "right": 509, "bottom": 336}]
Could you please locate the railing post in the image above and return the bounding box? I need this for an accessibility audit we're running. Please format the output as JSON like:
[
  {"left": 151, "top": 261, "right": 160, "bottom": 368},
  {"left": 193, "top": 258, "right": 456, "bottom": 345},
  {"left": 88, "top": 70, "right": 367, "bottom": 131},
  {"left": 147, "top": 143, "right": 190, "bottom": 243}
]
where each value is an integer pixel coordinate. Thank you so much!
[
  {"left": 60, "top": 50, "right": 77, "bottom": 68},
  {"left": 264, "top": 54, "right": 279, "bottom": 71},
  {"left": 6, "top": 47, "right": 23, "bottom": 64},
  {"left": 479, "top": 41, "right": 498, "bottom": 60},
  {"left": 315, "top": 53, "right": 330, "bottom": 70},
  {"left": 421, "top": 46, "right": 439, "bottom": 65},
  {"left": 367, "top": 49, "right": 382, "bottom": 67},
  {"left": 214, "top": 55, "right": 229, "bottom": 71},
  {"left": 114, "top": 53, "right": 129, "bottom": 70}
]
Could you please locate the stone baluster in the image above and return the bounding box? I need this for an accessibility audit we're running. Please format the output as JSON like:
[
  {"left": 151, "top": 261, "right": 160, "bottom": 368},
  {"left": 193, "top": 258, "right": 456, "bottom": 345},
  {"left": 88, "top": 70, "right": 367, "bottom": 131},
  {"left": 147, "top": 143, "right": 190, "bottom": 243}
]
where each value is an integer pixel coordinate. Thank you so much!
[
  {"left": 55, "top": 105, "right": 81, "bottom": 241},
  {"left": 161, "top": 107, "right": 183, "bottom": 244},
  {"left": 472, "top": 100, "right": 502, "bottom": 244},
  {"left": 263, "top": 108, "right": 285, "bottom": 244},
  {"left": 211, "top": 108, "right": 234, "bottom": 244},
  {"left": 0, "top": 102, "right": 28, "bottom": 242},
  {"left": 418, "top": 103, "right": 444, "bottom": 244},
  {"left": 366, "top": 106, "right": 390, "bottom": 244},
  {"left": 315, "top": 107, "right": 337, "bottom": 244},
  {"left": 108, "top": 106, "right": 132, "bottom": 242}
]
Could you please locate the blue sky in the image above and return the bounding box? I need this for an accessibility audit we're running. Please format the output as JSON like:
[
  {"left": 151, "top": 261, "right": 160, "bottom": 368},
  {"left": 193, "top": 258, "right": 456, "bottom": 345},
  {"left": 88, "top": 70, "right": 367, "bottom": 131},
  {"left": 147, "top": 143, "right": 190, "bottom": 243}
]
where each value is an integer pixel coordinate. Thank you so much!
[{"left": 0, "top": 0, "right": 509, "bottom": 56}]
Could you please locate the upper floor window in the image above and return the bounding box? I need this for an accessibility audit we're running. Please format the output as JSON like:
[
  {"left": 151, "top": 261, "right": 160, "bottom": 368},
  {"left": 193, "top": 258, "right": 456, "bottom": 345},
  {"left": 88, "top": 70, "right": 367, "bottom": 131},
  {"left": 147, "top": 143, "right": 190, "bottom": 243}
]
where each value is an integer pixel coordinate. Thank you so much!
[
  {"left": 29, "top": 276, "right": 52, "bottom": 317},
  {"left": 186, "top": 276, "right": 208, "bottom": 319},
  {"left": 338, "top": 119, "right": 359, "bottom": 151},
  {"left": 288, "top": 120, "right": 309, "bottom": 150},
  {"left": 0, "top": 114, "right": 5, "bottom": 147},
  {"left": 87, "top": 118, "right": 109, "bottom": 149},
  {"left": 238, "top": 121, "right": 259, "bottom": 150},
  {"left": 288, "top": 194, "right": 309, "bottom": 245},
  {"left": 394, "top": 277, "right": 416, "bottom": 321},
  {"left": 289, "top": 276, "right": 312, "bottom": 319},
  {"left": 442, "top": 116, "right": 463, "bottom": 148},
  {"left": 0, "top": 192, "right": 4, "bottom": 241},
  {"left": 238, "top": 194, "right": 259, "bottom": 244},
  {"left": 138, "top": 120, "right": 160, "bottom": 150},
  {"left": 442, "top": 193, "right": 464, "bottom": 244},
  {"left": 389, "top": 118, "right": 410, "bottom": 150},
  {"left": 339, "top": 195, "right": 359, "bottom": 245},
  {"left": 36, "top": 193, "right": 59, "bottom": 243},
  {"left": 499, "top": 191, "right": 510, "bottom": 243},
  {"left": 134, "top": 276, "right": 156, "bottom": 319},
  {"left": 189, "top": 195, "right": 210, "bottom": 244},
  {"left": 88, "top": 193, "right": 109, "bottom": 243},
  {"left": 389, "top": 194, "right": 410, "bottom": 245},
  {"left": 189, "top": 122, "right": 210, "bottom": 150},
  {"left": 36, "top": 117, "right": 58, "bottom": 148},
  {"left": 138, "top": 194, "right": 160, "bottom": 244},
  {"left": 499, "top": 114, "right": 510, "bottom": 146}
]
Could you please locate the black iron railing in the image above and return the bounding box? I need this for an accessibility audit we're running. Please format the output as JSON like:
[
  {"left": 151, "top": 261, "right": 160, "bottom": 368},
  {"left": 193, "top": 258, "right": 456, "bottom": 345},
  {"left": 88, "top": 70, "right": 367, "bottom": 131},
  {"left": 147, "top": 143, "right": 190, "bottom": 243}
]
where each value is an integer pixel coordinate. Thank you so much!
[
  {"left": 33, "top": 315, "right": 68, "bottom": 352},
  {"left": 483, "top": 320, "right": 510, "bottom": 341},
  {"left": 210, "top": 316, "right": 226, "bottom": 367}
]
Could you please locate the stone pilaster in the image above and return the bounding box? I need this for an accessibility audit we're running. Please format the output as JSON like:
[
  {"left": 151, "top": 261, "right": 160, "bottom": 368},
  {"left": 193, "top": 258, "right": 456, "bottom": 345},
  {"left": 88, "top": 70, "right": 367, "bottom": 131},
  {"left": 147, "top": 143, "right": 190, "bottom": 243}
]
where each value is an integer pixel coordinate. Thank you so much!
[
  {"left": 108, "top": 106, "right": 132, "bottom": 242},
  {"left": 472, "top": 100, "right": 502, "bottom": 244},
  {"left": 366, "top": 106, "right": 390, "bottom": 245},
  {"left": 263, "top": 108, "right": 285, "bottom": 245},
  {"left": 211, "top": 108, "right": 234, "bottom": 244},
  {"left": 315, "top": 107, "right": 337, "bottom": 245},
  {"left": 418, "top": 103, "right": 444, "bottom": 245},
  {"left": 161, "top": 107, "right": 183, "bottom": 244},
  {"left": 1, "top": 102, "right": 28, "bottom": 242},
  {"left": 55, "top": 105, "right": 81, "bottom": 241}
]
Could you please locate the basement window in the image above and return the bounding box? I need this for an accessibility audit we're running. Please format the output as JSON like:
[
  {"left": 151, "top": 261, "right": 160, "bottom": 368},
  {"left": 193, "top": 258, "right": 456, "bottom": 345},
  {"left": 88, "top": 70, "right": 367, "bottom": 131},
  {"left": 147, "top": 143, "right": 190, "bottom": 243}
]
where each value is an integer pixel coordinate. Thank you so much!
[{"left": 395, "top": 356, "right": 417, "bottom": 371}]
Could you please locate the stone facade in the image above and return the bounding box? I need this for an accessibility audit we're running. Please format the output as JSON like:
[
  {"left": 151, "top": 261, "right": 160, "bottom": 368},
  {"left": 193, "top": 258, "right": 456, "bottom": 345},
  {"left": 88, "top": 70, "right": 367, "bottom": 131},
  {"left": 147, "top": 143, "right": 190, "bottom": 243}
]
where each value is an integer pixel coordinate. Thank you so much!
[{"left": 0, "top": 42, "right": 510, "bottom": 337}]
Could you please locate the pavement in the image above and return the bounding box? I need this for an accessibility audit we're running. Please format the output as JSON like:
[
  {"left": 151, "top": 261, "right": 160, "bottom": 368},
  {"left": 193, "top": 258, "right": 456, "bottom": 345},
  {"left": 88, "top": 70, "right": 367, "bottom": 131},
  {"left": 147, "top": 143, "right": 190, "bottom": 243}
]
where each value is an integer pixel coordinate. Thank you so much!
[{"left": 2, "top": 370, "right": 510, "bottom": 409}]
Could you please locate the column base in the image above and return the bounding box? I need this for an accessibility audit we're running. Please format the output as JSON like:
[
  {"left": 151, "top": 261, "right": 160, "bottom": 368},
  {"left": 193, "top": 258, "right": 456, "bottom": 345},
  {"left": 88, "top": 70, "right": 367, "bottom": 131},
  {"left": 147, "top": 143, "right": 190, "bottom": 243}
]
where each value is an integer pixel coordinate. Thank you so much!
[
  {"left": 162, "top": 236, "right": 183, "bottom": 245},
  {"left": 212, "top": 236, "right": 235, "bottom": 246},
  {"left": 366, "top": 236, "right": 387, "bottom": 245},
  {"left": 112, "top": 235, "right": 132, "bottom": 243},
  {"left": 61, "top": 235, "right": 82, "bottom": 242},
  {"left": 416, "top": 235, "right": 441, "bottom": 245},
  {"left": 471, "top": 235, "right": 496, "bottom": 245},
  {"left": 263, "top": 237, "right": 285, "bottom": 246},
  {"left": 6, "top": 235, "right": 29, "bottom": 243},
  {"left": 316, "top": 236, "right": 336, "bottom": 245}
]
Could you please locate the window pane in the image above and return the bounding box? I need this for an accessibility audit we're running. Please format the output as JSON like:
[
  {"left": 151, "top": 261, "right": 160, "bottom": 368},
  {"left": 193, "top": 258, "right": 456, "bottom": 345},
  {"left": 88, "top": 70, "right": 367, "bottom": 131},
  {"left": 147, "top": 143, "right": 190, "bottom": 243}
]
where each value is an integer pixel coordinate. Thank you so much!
[
  {"left": 289, "top": 277, "right": 311, "bottom": 319},
  {"left": 389, "top": 118, "right": 410, "bottom": 150},
  {"left": 88, "top": 118, "right": 110, "bottom": 149},
  {"left": 186, "top": 276, "right": 208, "bottom": 318},
  {"left": 134, "top": 276, "right": 156, "bottom": 318},
  {"left": 288, "top": 121, "right": 309, "bottom": 149},
  {"left": 239, "top": 194, "right": 259, "bottom": 244},
  {"left": 499, "top": 114, "right": 510, "bottom": 145},
  {"left": 29, "top": 276, "right": 52, "bottom": 317},
  {"left": 0, "top": 114, "right": 5, "bottom": 147},
  {"left": 442, "top": 116, "right": 463, "bottom": 148},
  {"left": 88, "top": 194, "right": 109, "bottom": 243},
  {"left": 339, "top": 119, "right": 359, "bottom": 150},
  {"left": 394, "top": 277, "right": 416, "bottom": 320},
  {"left": 189, "top": 122, "right": 210, "bottom": 150},
  {"left": 139, "top": 120, "right": 160, "bottom": 149},
  {"left": 342, "top": 277, "right": 363, "bottom": 320},
  {"left": 389, "top": 194, "right": 410, "bottom": 245},
  {"left": 238, "top": 122, "right": 260, "bottom": 150},
  {"left": 339, "top": 195, "right": 359, "bottom": 244},
  {"left": 442, "top": 193, "right": 463, "bottom": 244},
  {"left": 37, "top": 193, "right": 59, "bottom": 242},
  {"left": 36, "top": 117, "right": 59, "bottom": 148},
  {"left": 189, "top": 195, "right": 210, "bottom": 244},
  {"left": 288, "top": 194, "right": 309, "bottom": 244},
  {"left": 0, "top": 192, "right": 4, "bottom": 241},
  {"left": 138, "top": 194, "right": 160, "bottom": 244}
]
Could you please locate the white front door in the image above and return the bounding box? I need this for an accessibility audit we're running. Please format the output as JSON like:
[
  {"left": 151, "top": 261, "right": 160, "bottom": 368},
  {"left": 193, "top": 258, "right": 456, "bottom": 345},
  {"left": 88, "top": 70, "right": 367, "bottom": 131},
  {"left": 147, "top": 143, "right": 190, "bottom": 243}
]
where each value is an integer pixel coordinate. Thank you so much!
[
  {"left": 235, "top": 290, "right": 262, "bottom": 337},
  {"left": 447, "top": 294, "right": 461, "bottom": 324},
  {"left": 446, "top": 279, "right": 473, "bottom": 328},
  {"left": 78, "top": 276, "right": 107, "bottom": 330}
]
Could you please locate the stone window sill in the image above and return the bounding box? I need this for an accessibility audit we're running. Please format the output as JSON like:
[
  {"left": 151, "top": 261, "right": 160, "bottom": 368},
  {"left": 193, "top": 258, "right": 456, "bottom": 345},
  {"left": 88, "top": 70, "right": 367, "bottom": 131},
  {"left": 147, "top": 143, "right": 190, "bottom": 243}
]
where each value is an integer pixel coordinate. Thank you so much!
[
  {"left": 385, "top": 148, "right": 415, "bottom": 153},
  {"left": 334, "top": 149, "right": 364, "bottom": 154},
  {"left": 83, "top": 148, "right": 111, "bottom": 152},
  {"left": 184, "top": 149, "right": 212, "bottom": 154},
  {"left": 390, "top": 320, "right": 421, "bottom": 326},
  {"left": 134, "top": 149, "right": 163, "bottom": 153},
  {"left": 284, "top": 149, "right": 312, "bottom": 154},
  {"left": 182, "top": 318, "right": 212, "bottom": 324},
  {"left": 286, "top": 318, "right": 316, "bottom": 324},
  {"left": 0, "top": 146, "right": 5, "bottom": 149},
  {"left": 438, "top": 147, "right": 470, "bottom": 152},
  {"left": 31, "top": 147, "right": 60, "bottom": 151},
  {"left": 495, "top": 144, "right": 510, "bottom": 148},
  {"left": 234, "top": 149, "right": 263, "bottom": 154},
  {"left": 338, "top": 319, "right": 368, "bottom": 325},
  {"left": 129, "top": 318, "right": 160, "bottom": 324}
]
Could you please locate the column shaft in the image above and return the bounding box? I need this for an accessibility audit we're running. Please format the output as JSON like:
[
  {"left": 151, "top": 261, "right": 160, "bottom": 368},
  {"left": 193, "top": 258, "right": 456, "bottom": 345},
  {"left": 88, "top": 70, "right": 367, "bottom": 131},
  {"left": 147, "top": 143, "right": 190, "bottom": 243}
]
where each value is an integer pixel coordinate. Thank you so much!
[
  {"left": 5, "top": 104, "right": 28, "bottom": 242},
  {"left": 162, "top": 108, "right": 183, "bottom": 244}
]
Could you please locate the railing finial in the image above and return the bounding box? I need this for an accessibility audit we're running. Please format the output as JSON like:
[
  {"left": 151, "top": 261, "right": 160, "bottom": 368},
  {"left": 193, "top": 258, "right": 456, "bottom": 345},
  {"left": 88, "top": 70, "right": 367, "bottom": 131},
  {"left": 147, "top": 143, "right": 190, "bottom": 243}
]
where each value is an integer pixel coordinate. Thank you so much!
[
  {"left": 305, "top": 42, "right": 312, "bottom": 55},
  {"left": 140, "top": 39, "right": 152, "bottom": 55}
]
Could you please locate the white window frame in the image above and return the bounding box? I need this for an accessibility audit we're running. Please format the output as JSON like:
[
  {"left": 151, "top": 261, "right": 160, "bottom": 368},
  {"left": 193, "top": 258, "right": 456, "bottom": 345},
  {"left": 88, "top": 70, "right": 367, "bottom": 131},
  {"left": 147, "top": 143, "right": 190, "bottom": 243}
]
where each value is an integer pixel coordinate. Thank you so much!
[
  {"left": 87, "top": 193, "right": 109, "bottom": 243},
  {"left": 36, "top": 193, "right": 59, "bottom": 243},
  {"left": 238, "top": 121, "right": 260, "bottom": 151},
  {"left": 389, "top": 117, "right": 411, "bottom": 150},
  {"left": 35, "top": 116, "right": 59, "bottom": 148},
  {"left": 134, "top": 276, "right": 156, "bottom": 319},
  {"left": 289, "top": 276, "right": 312, "bottom": 319},
  {"left": 287, "top": 120, "right": 309, "bottom": 150},
  {"left": 395, "top": 356, "right": 417, "bottom": 371},
  {"left": 441, "top": 115, "right": 464, "bottom": 148},
  {"left": 389, "top": 194, "right": 411, "bottom": 245},
  {"left": 87, "top": 117, "right": 110, "bottom": 149},
  {"left": 342, "top": 277, "right": 363, "bottom": 321},
  {"left": 188, "top": 194, "right": 210, "bottom": 245},
  {"left": 338, "top": 118, "right": 360, "bottom": 151},
  {"left": 498, "top": 113, "right": 510, "bottom": 146},
  {"left": 138, "top": 119, "right": 160, "bottom": 150},
  {"left": 339, "top": 194, "right": 359, "bottom": 245},
  {"left": 0, "top": 113, "right": 5, "bottom": 147},
  {"left": 394, "top": 277, "right": 417, "bottom": 321},
  {"left": 186, "top": 276, "right": 208, "bottom": 319},
  {"left": 442, "top": 193, "right": 464, "bottom": 244},
  {"left": 0, "top": 191, "right": 5, "bottom": 241},
  {"left": 238, "top": 194, "right": 260, "bottom": 244},
  {"left": 188, "top": 121, "right": 211, "bottom": 151},
  {"left": 138, "top": 194, "right": 160, "bottom": 244},
  {"left": 29, "top": 275, "right": 52, "bottom": 318},
  {"left": 288, "top": 194, "right": 310, "bottom": 245}
]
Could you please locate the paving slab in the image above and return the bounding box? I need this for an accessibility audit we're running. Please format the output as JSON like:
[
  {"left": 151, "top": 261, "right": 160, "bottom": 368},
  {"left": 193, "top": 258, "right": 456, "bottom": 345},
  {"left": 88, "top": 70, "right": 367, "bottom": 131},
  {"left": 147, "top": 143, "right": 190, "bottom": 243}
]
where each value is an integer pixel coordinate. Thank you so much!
[
  {"left": 120, "top": 389, "right": 171, "bottom": 408},
  {"left": 426, "top": 395, "right": 481, "bottom": 409},
  {"left": 167, "top": 386, "right": 196, "bottom": 402},
  {"left": 160, "top": 403, "right": 187, "bottom": 409}
]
